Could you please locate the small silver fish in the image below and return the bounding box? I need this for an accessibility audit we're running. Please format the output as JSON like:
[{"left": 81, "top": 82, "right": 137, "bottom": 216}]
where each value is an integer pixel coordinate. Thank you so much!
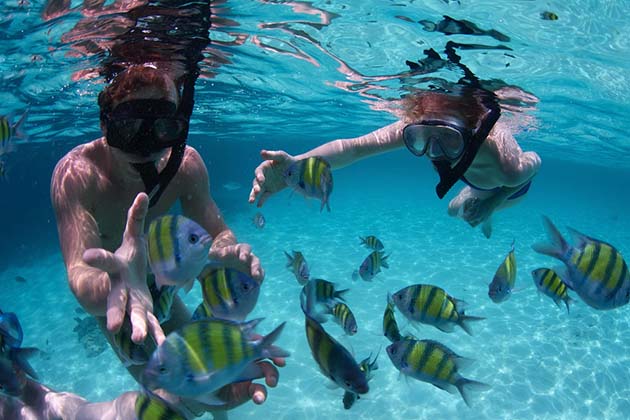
[
  {"left": 252, "top": 212, "right": 265, "bottom": 229},
  {"left": 285, "top": 250, "right": 310, "bottom": 285}
]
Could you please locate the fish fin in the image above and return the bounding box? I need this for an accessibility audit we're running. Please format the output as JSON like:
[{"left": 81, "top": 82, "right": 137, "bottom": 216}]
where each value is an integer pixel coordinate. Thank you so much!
[
  {"left": 351, "top": 270, "right": 359, "bottom": 281},
  {"left": 260, "top": 322, "right": 291, "bottom": 359},
  {"left": 325, "top": 380, "right": 339, "bottom": 390},
  {"left": 553, "top": 265, "right": 575, "bottom": 290},
  {"left": 334, "top": 288, "right": 350, "bottom": 302},
  {"left": 481, "top": 217, "right": 492, "bottom": 239},
  {"left": 564, "top": 295, "right": 574, "bottom": 314},
  {"left": 458, "top": 312, "right": 486, "bottom": 336},
  {"left": 182, "top": 279, "right": 194, "bottom": 294},
  {"left": 455, "top": 378, "right": 491, "bottom": 408},
  {"left": 532, "top": 216, "right": 569, "bottom": 260},
  {"left": 193, "top": 392, "right": 226, "bottom": 406},
  {"left": 12, "top": 109, "right": 29, "bottom": 141},
  {"left": 154, "top": 275, "right": 169, "bottom": 290},
  {"left": 381, "top": 254, "right": 390, "bottom": 269},
  {"left": 452, "top": 298, "right": 468, "bottom": 312},
  {"left": 11, "top": 347, "right": 40, "bottom": 379},
  {"left": 284, "top": 251, "right": 293, "bottom": 267}
]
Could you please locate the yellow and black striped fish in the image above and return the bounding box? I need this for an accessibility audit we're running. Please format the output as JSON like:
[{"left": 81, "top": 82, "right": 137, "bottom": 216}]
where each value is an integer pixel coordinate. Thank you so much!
[
  {"left": 355, "top": 251, "right": 389, "bottom": 282},
  {"left": 135, "top": 391, "right": 186, "bottom": 420},
  {"left": 488, "top": 240, "right": 517, "bottom": 303},
  {"left": 284, "top": 250, "right": 310, "bottom": 285},
  {"left": 147, "top": 215, "right": 212, "bottom": 290},
  {"left": 392, "top": 284, "right": 484, "bottom": 335},
  {"left": 304, "top": 314, "right": 368, "bottom": 395},
  {"left": 143, "top": 318, "right": 289, "bottom": 400},
  {"left": 383, "top": 294, "right": 402, "bottom": 343},
  {"left": 386, "top": 338, "right": 489, "bottom": 407},
  {"left": 359, "top": 235, "right": 384, "bottom": 251},
  {"left": 0, "top": 111, "right": 28, "bottom": 156},
  {"left": 327, "top": 302, "right": 358, "bottom": 335},
  {"left": 112, "top": 316, "right": 152, "bottom": 367},
  {"left": 533, "top": 216, "right": 630, "bottom": 310},
  {"left": 200, "top": 267, "right": 260, "bottom": 321},
  {"left": 342, "top": 351, "right": 379, "bottom": 409},
  {"left": 531, "top": 268, "right": 574, "bottom": 314},
  {"left": 283, "top": 156, "right": 333, "bottom": 212}
]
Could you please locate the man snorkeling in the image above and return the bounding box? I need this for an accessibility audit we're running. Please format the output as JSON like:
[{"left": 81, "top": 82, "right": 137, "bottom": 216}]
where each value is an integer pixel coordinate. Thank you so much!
[{"left": 51, "top": 64, "right": 283, "bottom": 418}]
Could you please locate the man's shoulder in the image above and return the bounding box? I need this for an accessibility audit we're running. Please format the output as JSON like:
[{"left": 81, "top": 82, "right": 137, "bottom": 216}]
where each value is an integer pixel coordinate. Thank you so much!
[
  {"left": 52, "top": 139, "right": 104, "bottom": 186},
  {"left": 179, "top": 145, "right": 207, "bottom": 175}
]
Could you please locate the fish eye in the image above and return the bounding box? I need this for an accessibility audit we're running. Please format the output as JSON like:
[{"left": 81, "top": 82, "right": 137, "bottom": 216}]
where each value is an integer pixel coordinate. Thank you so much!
[
  {"left": 158, "top": 366, "right": 168, "bottom": 375},
  {"left": 189, "top": 233, "right": 199, "bottom": 244}
]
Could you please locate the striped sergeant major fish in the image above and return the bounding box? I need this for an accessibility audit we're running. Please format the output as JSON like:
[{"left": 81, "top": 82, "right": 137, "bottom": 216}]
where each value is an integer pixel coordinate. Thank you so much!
[
  {"left": 283, "top": 156, "right": 333, "bottom": 212},
  {"left": 147, "top": 215, "right": 212, "bottom": 291},
  {"left": 386, "top": 338, "right": 490, "bottom": 407},
  {"left": 392, "top": 284, "right": 484, "bottom": 335},
  {"left": 0, "top": 110, "right": 28, "bottom": 156},
  {"left": 113, "top": 316, "right": 151, "bottom": 367},
  {"left": 343, "top": 351, "right": 380, "bottom": 409},
  {"left": 143, "top": 318, "right": 289, "bottom": 405},
  {"left": 353, "top": 250, "right": 389, "bottom": 282},
  {"left": 531, "top": 268, "right": 574, "bottom": 314},
  {"left": 532, "top": 216, "right": 630, "bottom": 310},
  {"left": 300, "top": 279, "right": 349, "bottom": 323},
  {"left": 304, "top": 314, "right": 368, "bottom": 396},
  {"left": 285, "top": 250, "right": 310, "bottom": 285},
  {"left": 359, "top": 235, "right": 384, "bottom": 251},
  {"left": 383, "top": 293, "right": 402, "bottom": 343},
  {"left": 325, "top": 302, "right": 358, "bottom": 335},
  {"left": 488, "top": 240, "right": 517, "bottom": 303},
  {"left": 135, "top": 390, "right": 186, "bottom": 420},
  {"left": 191, "top": 301, "right": 213, "bottom": 321},
  {"left": 200, "top": 267, "right": 260, "bottom": 321}
]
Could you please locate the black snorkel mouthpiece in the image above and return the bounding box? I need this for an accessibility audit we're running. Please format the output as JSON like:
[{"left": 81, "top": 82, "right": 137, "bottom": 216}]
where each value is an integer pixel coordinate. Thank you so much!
[{"left": 434, "top": 88, "right": 501, "bottom": 199}]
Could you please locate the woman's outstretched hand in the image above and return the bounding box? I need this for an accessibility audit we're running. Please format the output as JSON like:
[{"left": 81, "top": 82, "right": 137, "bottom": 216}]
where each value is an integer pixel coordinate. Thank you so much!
[{"left": 248, "top": 150, "right": 296, "bottom": 208}]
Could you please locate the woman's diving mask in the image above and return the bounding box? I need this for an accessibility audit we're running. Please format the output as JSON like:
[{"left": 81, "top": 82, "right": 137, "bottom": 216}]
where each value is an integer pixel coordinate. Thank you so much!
[{"left": 402, "top": 119, "right": 472, "bottom": 161}]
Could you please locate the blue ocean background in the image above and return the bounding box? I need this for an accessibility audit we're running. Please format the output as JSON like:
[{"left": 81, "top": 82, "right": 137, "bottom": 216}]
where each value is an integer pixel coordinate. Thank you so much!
[{"left": 1, "top": 0, "right": 630, "bottom": 418}]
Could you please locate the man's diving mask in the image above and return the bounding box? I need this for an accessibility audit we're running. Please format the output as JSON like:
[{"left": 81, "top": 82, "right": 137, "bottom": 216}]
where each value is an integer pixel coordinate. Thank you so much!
[
  {"left": 402, "top": 120, "right": 472, "bottom": 161},
  {"left": 103, "top": 99, "right": 189, "bottom": 156}
]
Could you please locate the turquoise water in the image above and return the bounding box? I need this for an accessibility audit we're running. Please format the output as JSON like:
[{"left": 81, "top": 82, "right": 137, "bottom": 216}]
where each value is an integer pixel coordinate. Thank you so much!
[{"left": 2, "top": 0, "right": 630, "bottom": 419}]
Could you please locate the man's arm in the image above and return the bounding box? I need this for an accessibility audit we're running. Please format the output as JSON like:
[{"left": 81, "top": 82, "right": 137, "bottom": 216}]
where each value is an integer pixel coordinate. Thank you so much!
[{"left": 51, "top": 155, "right": 111, "bottom": 316}]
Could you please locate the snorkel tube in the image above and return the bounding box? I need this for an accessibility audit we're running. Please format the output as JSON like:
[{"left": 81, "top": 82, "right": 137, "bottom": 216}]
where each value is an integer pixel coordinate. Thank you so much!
[
  {"left": 433, "top": 88, "right": 500, "bottom": 199},
  {"left": 433, "top": 41, "right": 502, "bottom": 199},
  {"left": 132, "top": 72, "right": 196, "bottom": 207}
]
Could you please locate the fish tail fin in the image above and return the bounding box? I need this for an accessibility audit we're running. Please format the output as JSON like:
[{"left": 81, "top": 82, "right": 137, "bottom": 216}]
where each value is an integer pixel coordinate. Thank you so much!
[
  {"left": 459, "top": 312, "right": 485, "bottom": 336},
  {"left": 334, "top": 288, "right": 350, "bottom": 302},
  {"left": 284, "top": 251, "right": 293, "bottom": 267},
  {"left": 532, "top": 216, "right": 569, "bottom": 260},
  {"left": 381, "top": 253, "right": 390, "bottom": 269},
  {"left": 260, "top": 322, "right": 291, "bottom": 359},
  {"left": 481, "top": 217, "right": 492, "bottom": 239},
  {"left": 455, "top": 377, "right": 491, "bottom": 408},
  {"left": 565, "top": 295, "right": 574, "bottom": 315},
  {"left": 11, "top": 347, "right": 40, "bottom": 379},
  {"left": 12, "top": 109, "right": 29, "bottom": 141}
]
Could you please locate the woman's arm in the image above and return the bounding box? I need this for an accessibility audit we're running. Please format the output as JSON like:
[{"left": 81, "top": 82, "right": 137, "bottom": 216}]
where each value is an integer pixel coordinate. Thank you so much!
[
  {"left": 294, "top": 121, "right": 406, "bottom": 169},
  {"left": 249, "top": 121, "right": 406, "bottom": 207}
]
